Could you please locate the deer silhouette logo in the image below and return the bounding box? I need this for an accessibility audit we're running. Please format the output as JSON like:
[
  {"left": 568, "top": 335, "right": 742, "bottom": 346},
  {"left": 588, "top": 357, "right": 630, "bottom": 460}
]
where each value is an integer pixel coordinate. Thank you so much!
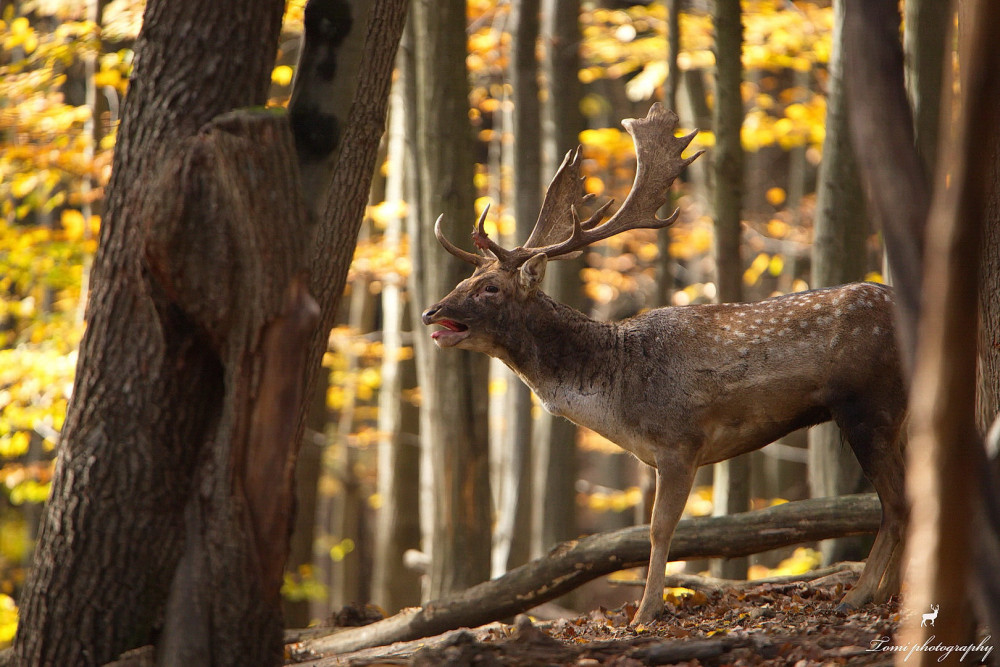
[{"left": 921, "top": 604, "right": 940, "bottom": 627}]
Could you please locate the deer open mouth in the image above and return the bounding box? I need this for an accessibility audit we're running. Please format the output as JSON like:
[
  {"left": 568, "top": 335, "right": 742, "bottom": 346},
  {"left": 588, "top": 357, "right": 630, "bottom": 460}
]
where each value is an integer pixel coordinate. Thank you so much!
[{"left": 430, "top": 319, "right": 470, "bottom": 347}]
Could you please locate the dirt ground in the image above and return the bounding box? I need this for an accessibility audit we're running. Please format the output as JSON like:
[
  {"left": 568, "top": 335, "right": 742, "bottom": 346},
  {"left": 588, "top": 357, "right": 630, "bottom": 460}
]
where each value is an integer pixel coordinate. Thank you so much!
[{"left": 309, "top": 571, "right": 909, "bottom": 666}]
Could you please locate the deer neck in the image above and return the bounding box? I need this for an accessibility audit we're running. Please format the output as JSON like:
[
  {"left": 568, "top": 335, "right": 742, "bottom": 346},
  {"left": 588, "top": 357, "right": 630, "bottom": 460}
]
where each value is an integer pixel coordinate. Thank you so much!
[{"left": 494, "top": 293, "right": 620, "bottom": 420}]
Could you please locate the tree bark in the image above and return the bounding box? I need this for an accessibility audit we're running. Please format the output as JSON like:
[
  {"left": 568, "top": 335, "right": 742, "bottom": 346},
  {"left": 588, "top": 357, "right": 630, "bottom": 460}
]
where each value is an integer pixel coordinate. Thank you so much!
[
  {"left": 843, "top": 0, "right": 928, "bottom": 378},
  {"left": 409, "top": 0, "right": 493, "bottom": 598},
  {"left": 533, "top": 0, "right": 585, "bottom": 560},
  {"left": 14, "top": 0, "right": 409, "bottom": 662},
  {"left": 899, "top": 0, "right": 1000, "bottom": 660},
  {"left": 291, "top": 494, "right": 883, "bottom": 658},
  {"left": 13, "top": 2, "right": 288, "bottom": 662},
  {"left": 808, "top": 0, "right": 871, "bottom": 566},
  {"left": 373, "top": 49, "right": 423, "bottom": 613},
  {"left": 710, "top": 0, "right": 748, "bottom": 581},
  {"left": 495, "top": 0, "right": 542, "bottom": 575},
  {"left": 285, "top": 0, "right": 375, "bottom": 628},
  {"left": 903, "top": 0, "right": 949, "bottom": 177}
]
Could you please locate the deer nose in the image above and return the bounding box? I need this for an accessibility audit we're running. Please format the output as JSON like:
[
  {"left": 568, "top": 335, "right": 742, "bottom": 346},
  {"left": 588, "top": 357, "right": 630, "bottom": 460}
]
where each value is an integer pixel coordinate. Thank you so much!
[{"left": 421, "top": 306, "right": 440, "bottom": 325}]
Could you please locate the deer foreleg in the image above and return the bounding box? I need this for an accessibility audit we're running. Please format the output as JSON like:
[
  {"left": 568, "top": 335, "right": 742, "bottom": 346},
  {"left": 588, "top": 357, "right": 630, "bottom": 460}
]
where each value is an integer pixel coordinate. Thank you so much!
[{"left": 633, "top": 451, "right": 697, "bottom": 627}]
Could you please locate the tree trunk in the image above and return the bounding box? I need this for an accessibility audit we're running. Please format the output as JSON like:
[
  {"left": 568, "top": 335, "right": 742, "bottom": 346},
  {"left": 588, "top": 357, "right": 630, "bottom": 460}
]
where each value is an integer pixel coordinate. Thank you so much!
[
  {"left": 493, "top": 0, "right": 541, "bottom": 576},
  {"left": 808, "top": 0, "right": 871, "bottom": 566},
  {"left": 843, "top": 0, "right": 929, "bottom": 378},
  {"left": 14, "top": 2, "right": 288, "bottom": 662},
  {"left": 373, "top": 52, "right": 423, "bottom": 613},
  {"left": 409, "top": 0, "right": 493, "bottom": 599},
  {"left": 532, "top": 0, "right": 585, "bottom": 560},
  {"left": 14, "top": 0, "right": 409, "bottom": 662},
  {"left": 900, "top": 0, "right": 1000, "bottom": 657},
  {"left": 903, "top": 0, "right": 949, "bottom": 177},
  {"left": 710, "top": 0, "right": 749, "bottom": 581},
  {"left": 284, "top": 0, "right": 376, "bottom": 627}
]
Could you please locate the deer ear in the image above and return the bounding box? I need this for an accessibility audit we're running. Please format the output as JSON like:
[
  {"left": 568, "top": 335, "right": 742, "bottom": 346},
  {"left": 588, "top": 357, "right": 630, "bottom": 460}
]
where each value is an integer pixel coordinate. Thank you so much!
[{"left": 519, "top": 253, "right": 548, "bottom": 290}]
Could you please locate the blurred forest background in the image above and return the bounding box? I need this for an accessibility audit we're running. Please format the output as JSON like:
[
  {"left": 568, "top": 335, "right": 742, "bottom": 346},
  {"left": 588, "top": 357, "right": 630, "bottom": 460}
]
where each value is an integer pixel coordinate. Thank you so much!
[{"left": 0, "top": 0, "right": 928, "bottom": 642}]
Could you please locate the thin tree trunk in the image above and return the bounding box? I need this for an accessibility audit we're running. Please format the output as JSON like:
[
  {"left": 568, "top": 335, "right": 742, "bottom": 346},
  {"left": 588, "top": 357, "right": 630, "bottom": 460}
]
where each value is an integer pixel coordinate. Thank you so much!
[
  {"left": 903, "top": 0, "right": 949, "bottom": 177},
  {"left": 710, "top": 0, "right": 748, "bottom": 581},
  {"left": 373, "top": 56, "right": 423, "bottom": 613},
  {"left": 532, "top": 0, "right": 585, "bottom": 560},
  {"left": 494, "top": 0, "right": 541, "bottom": 575},
  {"left": 284, "top": 0, "right": 375, "bottom": 627},
  {"left": 807, "top": 0, "right": 871, "bottom": 567},
  {"left": 409, "top": 0, "right": 492, "bottom": 598}
]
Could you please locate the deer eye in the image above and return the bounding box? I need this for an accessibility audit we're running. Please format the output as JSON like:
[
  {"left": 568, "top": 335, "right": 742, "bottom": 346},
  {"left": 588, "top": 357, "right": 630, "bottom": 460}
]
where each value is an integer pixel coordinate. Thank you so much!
[{"left": 484, "top": 285, "right": 500, "bottom": 294}]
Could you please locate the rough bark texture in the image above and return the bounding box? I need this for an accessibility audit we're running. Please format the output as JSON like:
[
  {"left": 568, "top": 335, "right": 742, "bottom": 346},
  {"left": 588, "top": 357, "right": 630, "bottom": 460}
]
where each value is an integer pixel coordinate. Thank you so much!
[
  {"left": 13, "top": 1, "right": 287, "bottom": 663},
  {"left": 710, "top": 0, "right": 749, "bottom": 581},
  {"left": 899, "top": 0, "right": 1000, "bottom": 659},
  {"left": 290, "top": 494, "right": 883, "bottom": 659},
  {"left": 148, "top": 114, "right": 319, "bottom": 665},
  {"left": 843, "top": 0, "right": 928, "bottom": 378},
  {"left": 14, "top": 0, "right": 410, "bottom": 662},
  {"left": 978, "top": 115, "right": 1000, "bottom": 434},
  {"left": 409, "top": 0, "right": 493, "bottom": 598},
  {"left": 533, "top": 0, "right": 585, "bottom": 560},
  {"left": 808, "top": 0, "right": 871, "bottom": 566}
]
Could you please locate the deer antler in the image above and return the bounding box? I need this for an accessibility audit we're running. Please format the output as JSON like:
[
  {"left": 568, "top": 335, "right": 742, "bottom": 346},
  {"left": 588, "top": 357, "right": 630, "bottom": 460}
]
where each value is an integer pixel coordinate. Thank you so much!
[
  {"left": 523, "top": 147, "right": 596, "bottom": 249},
  {"left": 434, "top": 104, "right": 702, "bottom": 270},
  {"left": 526, "top": 103, "right": 702, "bottom": 261}
]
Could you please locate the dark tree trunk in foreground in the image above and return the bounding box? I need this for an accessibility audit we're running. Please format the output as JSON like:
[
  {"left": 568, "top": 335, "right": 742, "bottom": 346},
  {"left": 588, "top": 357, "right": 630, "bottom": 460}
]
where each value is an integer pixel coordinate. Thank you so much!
[
  {"left": 13, "top": 0, "right": 409, "bottom": 663},
  {"left": 710, "top": 0, "right": 749, "bottom": 581},
  {"left": 14, "top": 2, "right": 287, "bottom": 662},
  {"left": 899, "top": 0, "right": 1000, "bottom": 659}
]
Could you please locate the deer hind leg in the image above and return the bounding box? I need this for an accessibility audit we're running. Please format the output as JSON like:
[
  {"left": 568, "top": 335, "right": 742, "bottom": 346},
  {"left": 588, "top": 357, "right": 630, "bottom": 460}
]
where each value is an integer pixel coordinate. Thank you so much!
[
  {"left": 632, "top": 450, "right": 698, "bottom": 627},
  {"left": 834, "top": 407, "right": 907, "bottom": 609}
]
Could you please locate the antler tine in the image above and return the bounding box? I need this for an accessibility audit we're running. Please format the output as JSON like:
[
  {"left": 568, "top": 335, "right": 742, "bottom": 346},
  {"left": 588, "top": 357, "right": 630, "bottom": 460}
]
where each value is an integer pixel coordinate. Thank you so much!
[
  {"left": 523, "top": 146, "right": 589, "bottom": 249},
  {"left": 531, "top": 103, "right": 703, "bottom": 260},
  {"left": 434, "top": 214, "right": 488, "bottom": 267},
  {"left": 469, "top": 203, "right": 515, "bottom": 263}
]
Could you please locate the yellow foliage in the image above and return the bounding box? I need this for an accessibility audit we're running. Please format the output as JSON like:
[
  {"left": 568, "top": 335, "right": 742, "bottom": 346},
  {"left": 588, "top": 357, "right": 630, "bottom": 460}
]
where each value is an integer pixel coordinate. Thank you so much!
[
  {"left": 765, "top": 187, "right": 787, "bottom": 207},
  {"left": 684, "top": 486, "right": 713, "bottom": 517},
  {"left": 271, "top": 64, "right": 294, "bottom": 86},
  {"left": 0, "top": 593, "right": 16, "bottom": 648},
  {"left": 749, "top": 547, "right": 822, "bottom": 580}
]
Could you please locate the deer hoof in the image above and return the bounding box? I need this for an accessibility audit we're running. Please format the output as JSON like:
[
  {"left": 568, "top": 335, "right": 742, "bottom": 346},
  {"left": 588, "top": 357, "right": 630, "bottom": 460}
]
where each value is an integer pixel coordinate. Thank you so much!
[{"left": 630, "top": 602, "right": 663, "bottom": 627}]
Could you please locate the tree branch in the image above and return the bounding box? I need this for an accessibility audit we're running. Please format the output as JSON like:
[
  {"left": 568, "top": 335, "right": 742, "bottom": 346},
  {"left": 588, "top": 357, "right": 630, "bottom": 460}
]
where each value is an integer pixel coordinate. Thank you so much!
[{"left": 289, "top": 494, "right": 882, "bottom": 659}]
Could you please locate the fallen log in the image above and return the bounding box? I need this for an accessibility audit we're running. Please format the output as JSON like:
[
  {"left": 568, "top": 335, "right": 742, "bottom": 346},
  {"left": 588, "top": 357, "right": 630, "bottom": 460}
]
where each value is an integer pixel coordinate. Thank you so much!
[{"left": 289, "top": 493, "right": 881, "bottom": 661}]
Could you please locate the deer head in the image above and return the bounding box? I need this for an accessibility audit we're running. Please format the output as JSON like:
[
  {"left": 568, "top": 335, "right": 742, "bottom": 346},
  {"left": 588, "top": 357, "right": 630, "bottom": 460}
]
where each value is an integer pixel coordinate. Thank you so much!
[{"left": 422, "top": 104, "right": 703, "bottom": 354}]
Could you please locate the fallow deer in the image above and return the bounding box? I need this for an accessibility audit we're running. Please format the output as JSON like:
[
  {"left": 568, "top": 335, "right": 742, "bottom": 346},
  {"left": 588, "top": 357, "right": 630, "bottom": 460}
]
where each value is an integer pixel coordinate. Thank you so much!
[{"left": 422, "top": 104, "right": 907, "bottom": 626}]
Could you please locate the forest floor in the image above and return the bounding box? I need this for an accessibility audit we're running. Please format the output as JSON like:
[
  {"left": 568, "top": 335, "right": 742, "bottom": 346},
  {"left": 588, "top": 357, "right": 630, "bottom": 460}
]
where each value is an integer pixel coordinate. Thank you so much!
[{"left": 298, "top": 568, "right": 907, "bottom": 666}]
